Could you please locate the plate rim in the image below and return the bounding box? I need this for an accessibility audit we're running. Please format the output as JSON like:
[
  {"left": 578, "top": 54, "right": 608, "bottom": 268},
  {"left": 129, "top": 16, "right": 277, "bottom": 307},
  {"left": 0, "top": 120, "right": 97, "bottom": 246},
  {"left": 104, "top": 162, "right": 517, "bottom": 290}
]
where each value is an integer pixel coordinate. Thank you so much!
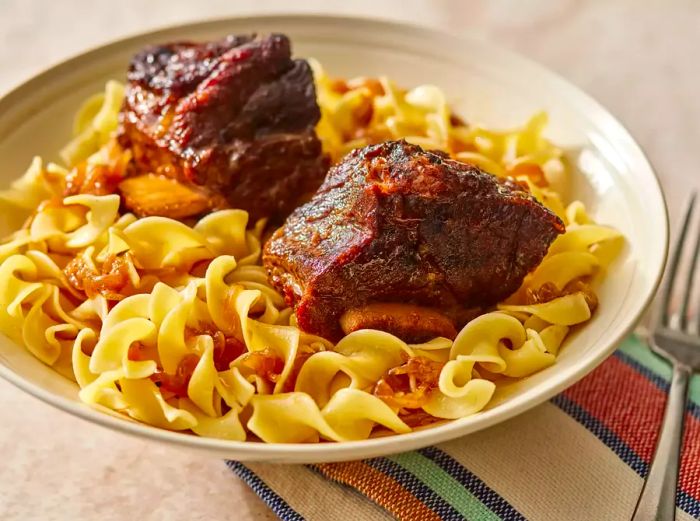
[{"left": 0, "top": 13, "right": 669, "bottom": 462}]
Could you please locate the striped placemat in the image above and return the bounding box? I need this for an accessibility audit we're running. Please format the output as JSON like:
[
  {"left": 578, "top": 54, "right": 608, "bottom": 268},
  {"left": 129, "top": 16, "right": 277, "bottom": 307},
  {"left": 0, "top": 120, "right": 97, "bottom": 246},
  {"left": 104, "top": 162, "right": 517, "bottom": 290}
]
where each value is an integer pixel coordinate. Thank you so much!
[{"left": 228, "top": 336, "right": 700, "bottom": 520}]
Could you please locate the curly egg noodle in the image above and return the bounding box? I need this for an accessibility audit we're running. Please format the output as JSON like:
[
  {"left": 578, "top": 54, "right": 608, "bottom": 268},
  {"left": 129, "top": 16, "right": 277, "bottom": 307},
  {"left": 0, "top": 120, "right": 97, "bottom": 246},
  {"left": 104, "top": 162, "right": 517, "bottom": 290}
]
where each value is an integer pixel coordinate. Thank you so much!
[{"left": 0, "top": 69, "right": 623, "bottom": 443}]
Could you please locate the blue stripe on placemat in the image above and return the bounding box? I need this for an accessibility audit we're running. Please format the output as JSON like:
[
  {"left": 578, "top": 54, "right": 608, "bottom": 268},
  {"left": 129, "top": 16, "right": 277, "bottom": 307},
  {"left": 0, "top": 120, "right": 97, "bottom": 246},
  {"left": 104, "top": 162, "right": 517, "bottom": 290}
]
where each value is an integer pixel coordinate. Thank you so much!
[
  {"left": 678, "top": 490, "right": 700, "bottom": 520},
  {"left": 366, "top": 457, "right": 465, "bottom": 520},
  {"left": 417, "top": 446, "right": 526, "bottom": 521},
  {"left": 226, "top": 461, "right": 304, "bottom": 521}
]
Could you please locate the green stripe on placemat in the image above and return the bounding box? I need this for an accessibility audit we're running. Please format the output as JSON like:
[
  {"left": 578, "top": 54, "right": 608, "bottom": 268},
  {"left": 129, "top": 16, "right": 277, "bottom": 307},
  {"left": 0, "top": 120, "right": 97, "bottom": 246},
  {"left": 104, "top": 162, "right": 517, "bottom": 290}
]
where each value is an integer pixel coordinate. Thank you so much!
[
  {"left": 619, "top": 336, "right": 700, "bottom": 405},
  {"left": 389, "top": 452, "right": 501, "bottom": 521}
]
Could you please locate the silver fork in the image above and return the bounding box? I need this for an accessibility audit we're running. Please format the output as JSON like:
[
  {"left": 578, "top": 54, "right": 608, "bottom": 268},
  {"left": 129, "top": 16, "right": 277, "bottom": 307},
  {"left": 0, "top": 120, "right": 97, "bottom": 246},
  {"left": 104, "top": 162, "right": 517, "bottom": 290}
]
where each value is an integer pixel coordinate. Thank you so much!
[{"left": 632, "top": 191, "right": 700, "bottom": 521}]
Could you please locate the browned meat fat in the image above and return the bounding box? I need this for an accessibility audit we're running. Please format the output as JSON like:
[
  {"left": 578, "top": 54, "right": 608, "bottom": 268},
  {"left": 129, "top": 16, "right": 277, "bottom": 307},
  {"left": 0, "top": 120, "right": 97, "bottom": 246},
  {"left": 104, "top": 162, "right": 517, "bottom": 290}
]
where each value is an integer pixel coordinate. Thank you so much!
[
  {"left": 263, "top": 140, "right": 565, "bottom": 342},
  {"left": 116, "top": 33, "right": 328, "bottom": 221}
]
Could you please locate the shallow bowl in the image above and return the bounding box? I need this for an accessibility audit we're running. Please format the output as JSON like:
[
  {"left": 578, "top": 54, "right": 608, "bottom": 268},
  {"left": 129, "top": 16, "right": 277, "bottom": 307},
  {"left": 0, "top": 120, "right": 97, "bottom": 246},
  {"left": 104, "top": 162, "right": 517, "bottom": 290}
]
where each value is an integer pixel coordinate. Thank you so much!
[{"left": 0, "top": 14, "right": 668, "bottom": 463}]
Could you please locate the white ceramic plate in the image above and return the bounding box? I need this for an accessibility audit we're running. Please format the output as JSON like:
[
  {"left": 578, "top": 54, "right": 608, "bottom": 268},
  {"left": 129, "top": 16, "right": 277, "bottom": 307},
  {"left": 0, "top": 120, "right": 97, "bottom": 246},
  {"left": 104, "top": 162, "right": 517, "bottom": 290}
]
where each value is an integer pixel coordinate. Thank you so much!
[{"left": 0, "top": 15, "right": 668, "bottom": 463}]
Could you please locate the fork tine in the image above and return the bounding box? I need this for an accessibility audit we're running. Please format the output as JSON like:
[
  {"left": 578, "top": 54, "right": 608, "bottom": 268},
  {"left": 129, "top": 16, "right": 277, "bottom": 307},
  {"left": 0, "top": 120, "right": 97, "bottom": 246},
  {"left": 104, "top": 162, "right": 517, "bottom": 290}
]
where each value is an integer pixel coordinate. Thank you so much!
[
  {"left": 658, "top": 191, "right": 697, "bottom": 328},
  {"left": 680, "top": 192, "right": 700, "bottom": 331}
]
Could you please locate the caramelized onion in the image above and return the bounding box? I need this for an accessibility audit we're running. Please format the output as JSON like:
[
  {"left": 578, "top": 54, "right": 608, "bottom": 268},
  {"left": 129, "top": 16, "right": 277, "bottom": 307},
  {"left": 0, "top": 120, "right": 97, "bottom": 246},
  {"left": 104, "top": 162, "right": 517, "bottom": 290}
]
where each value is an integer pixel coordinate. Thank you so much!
[
  {"left": 151, "top": 353, "right": 200, "bottom": 397},
  {"left": 185, "top": 325, "right": 246, "bottom": 371},
  {"left": 64, "top": 140, "right": 130, "bottom": 196},
  {"left": 525, "top": 278, "right": 598, "bottom": 312},
  {"left": 373, "top": 355, "right": 444, "bottom": 410},
  {"left": 237, "top": 348, "right": 285, "bottom": 383},
  {"left": 65, "top": 252, "right": 135, "bottom": 300},
  {"left": 127, "top": 342, "right": 147, "bottom": 361},
  {"left": 398, "top": 409, "right": 443, "bottom": 428},
  {"left": 282, "top": 349, "right": 314, "bottom": 392}
]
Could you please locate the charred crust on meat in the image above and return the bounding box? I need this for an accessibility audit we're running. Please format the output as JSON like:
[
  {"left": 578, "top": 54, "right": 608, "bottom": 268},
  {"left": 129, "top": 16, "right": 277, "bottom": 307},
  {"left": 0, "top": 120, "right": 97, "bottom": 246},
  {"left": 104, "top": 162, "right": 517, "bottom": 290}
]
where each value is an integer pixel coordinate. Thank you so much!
[
  {"left": 117, "top": 33, "right": 328, "bottom": 221},
  {"left": 263, "top": 140, "right": 565, "bottom": 341}
]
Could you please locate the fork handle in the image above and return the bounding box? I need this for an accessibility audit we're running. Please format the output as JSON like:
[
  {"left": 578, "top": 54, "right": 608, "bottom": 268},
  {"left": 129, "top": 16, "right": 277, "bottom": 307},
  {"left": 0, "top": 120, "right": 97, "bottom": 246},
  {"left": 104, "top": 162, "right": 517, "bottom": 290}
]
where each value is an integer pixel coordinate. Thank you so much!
[{"left": 632, "top": 362, "right": 691, "bottom": 521}]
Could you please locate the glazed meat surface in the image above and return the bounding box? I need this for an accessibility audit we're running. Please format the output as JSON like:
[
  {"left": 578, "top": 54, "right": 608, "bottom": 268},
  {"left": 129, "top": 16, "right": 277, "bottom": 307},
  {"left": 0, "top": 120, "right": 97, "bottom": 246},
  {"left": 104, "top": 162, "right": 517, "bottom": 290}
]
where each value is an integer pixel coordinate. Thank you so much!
[
  {"left": 263, "top": 140, "right": 565, "bottom": 341},
  {"left": 116, "top": 33, "right": 327, "bottom": 221}
]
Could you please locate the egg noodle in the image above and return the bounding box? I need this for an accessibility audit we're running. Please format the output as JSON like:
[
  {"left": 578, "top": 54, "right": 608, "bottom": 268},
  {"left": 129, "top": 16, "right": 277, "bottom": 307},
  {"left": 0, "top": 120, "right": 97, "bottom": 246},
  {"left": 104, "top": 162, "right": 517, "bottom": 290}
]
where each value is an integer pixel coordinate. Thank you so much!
[{"left": 0, "top": 67, "right": 623, "bottom": 443}]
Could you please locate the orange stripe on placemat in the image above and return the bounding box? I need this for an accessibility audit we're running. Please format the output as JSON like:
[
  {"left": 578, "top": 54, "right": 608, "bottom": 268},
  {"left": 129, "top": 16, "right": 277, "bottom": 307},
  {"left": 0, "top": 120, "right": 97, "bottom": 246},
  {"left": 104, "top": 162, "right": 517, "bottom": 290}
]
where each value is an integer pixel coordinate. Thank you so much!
[{"left": 315, "top": 461, "right": 442, "bottom": 521}]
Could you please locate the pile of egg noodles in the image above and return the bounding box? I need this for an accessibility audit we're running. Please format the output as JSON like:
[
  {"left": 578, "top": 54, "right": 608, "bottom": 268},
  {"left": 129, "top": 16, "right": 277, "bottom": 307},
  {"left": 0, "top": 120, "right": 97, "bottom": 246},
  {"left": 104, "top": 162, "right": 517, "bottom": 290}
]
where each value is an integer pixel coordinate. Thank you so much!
[{"left": 0, "top": 67, "right": 623, "bottom": 443}]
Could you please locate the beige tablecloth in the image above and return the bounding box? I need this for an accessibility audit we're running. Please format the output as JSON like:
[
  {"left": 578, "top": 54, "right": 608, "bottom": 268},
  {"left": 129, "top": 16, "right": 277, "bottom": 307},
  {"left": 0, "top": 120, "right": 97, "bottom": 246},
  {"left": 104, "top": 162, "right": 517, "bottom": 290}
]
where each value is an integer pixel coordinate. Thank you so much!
[{"left": 0, "top": 1, "right": 698, "bottom": 519}]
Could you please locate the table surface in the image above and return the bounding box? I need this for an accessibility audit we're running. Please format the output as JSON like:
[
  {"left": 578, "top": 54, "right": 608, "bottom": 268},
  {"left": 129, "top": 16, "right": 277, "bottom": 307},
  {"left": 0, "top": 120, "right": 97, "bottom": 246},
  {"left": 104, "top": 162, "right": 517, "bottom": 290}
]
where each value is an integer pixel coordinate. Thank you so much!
[{"left": 1, "top": 1, "right": 698, "bottom": 519}]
